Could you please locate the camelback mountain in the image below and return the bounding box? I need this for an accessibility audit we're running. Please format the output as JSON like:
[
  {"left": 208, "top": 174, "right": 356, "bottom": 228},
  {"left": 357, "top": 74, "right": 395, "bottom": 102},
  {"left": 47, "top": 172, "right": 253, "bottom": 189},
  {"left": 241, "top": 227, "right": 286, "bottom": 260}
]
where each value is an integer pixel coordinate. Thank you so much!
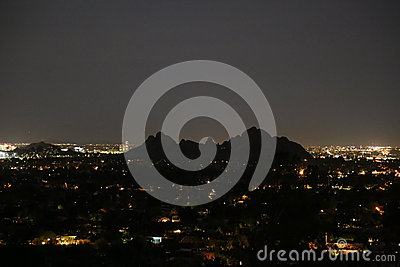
[{"left": 126, "top": 127, "right": 311, "bottom": 165}]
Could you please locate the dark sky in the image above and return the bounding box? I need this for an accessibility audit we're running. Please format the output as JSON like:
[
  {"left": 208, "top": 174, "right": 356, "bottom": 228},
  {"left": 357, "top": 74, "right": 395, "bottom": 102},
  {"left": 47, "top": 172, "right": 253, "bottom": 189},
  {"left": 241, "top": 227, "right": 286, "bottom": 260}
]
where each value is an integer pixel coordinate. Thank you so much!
[{"left": 0, "top": 0, "right": 399, "bottom": 146}]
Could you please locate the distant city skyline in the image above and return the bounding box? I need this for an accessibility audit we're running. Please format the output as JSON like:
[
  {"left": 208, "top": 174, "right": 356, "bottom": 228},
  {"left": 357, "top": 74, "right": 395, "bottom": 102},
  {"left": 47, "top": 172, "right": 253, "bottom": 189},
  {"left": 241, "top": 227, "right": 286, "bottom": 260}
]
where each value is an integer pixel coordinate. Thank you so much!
[{"left": 1, "top": 0, "right": 399, "bottom": 146}]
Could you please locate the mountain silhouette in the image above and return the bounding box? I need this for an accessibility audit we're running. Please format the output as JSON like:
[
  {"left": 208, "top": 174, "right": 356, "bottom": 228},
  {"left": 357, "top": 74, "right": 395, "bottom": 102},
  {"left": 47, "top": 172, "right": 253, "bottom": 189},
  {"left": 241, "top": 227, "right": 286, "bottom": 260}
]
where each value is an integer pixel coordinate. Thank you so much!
[{"left": 126, "top": 127, "right": 311, "bottom": 165}]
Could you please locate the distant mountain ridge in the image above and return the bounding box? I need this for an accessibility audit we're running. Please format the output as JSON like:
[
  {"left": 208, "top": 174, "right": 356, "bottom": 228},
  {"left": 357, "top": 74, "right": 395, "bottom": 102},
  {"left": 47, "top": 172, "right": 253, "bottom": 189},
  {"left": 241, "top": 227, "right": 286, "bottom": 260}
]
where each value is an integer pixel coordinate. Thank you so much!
[
  {"left": 13, "top": 130, "right": 311, "bottom": 163},
  {"left": 13, "top": 141, "right": 77, "bottom": 156}
]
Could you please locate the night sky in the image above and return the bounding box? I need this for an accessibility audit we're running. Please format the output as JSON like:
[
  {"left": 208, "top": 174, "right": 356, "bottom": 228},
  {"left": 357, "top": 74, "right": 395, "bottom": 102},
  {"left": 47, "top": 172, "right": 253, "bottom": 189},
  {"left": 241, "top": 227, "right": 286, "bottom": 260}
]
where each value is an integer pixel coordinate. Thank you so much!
[{"left": 0, "top": 0, "right": 399, "bottom": 146}]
